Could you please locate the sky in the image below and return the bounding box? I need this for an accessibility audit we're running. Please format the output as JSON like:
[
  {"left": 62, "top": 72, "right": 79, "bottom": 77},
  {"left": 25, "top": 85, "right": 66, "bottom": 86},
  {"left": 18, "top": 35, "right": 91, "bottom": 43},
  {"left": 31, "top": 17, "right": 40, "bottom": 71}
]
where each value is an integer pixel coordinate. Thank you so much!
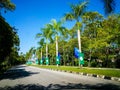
[{"left": 2, "top": 0, "right": 120, "bottom": 54}]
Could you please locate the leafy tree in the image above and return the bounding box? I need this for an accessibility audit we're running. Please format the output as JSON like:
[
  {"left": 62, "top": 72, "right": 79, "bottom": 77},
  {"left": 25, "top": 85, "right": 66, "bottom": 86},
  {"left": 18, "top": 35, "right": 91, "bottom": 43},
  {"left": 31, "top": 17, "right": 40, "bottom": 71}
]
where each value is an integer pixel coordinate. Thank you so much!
[
  {"left": 50, "top": 19, "right": 68, "bottom": 66},
  {"left": 0, "top": 0, "right": 15, "bottom": 14},
  {"left": 64, "top": 1, "right": 88, "bottom": 67},
  {"left": 0, "top": 16, "right": 20, "bottom": 72},
  {"left": 64, "top": 1, "right": 88, "bottom": 51},
  {"left": 36, "top": 24, "right": 53, "bottom": 65},
  {"left": 36, "top": 39, "right": 45, "bottom": 65}
]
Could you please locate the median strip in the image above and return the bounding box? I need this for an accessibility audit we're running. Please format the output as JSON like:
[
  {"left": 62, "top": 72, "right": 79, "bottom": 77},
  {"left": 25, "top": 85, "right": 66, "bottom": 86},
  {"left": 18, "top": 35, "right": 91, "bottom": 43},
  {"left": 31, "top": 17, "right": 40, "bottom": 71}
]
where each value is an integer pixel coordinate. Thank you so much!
[{"left": 29, "top": 65, "right": 120, "bottom": 82}]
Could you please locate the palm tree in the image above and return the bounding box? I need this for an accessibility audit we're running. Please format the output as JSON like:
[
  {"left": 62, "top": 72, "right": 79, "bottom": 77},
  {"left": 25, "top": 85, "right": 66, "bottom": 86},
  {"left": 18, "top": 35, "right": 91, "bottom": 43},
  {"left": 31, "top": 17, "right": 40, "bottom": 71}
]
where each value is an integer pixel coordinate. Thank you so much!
[
  {"left": 64, "top": 1, "right": 88, "bottom": 52},
  {"left": 64, "top": 1, "right": 88, "bottom": 67},
  {"left": 36, "top": 24, "right": 53, "bottom": 65},
  {"left": 37, "top": 38, "right": 45, "bottom": 65},
  {"left": 50, "top": 19, "right": 67, "bottom": 66}
]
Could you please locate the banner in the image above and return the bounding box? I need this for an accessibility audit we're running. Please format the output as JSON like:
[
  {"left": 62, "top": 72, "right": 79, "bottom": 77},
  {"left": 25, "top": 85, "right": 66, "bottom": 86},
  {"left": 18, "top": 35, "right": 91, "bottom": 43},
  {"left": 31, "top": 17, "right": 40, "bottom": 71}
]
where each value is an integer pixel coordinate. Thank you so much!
[
  {"left": 79, "top": 53, "right": 84, "bottom": 65},
  {"left": 74, "top": 47, "right": 84, "bottom": 65},
  {"left": 74, "top": 47, "right": 80, "bottom": 58},
  {"left": 40, "top": 59, "right": 43, "bottom": 64},
  {"left": 46, "top": 57, "right": 49, "bottom": 65},
  {"left": 56, "top": 52, "right": 60, "bottom": 65}
]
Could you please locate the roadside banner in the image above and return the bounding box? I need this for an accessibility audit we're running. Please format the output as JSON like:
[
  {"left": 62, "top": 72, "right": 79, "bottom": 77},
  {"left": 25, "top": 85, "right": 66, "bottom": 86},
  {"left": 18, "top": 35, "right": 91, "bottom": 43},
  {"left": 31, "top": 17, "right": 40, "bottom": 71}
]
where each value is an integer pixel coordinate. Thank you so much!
[
  {"left": 74, "top": 47, "right": 80, "bottom": 58},
  {"left": 56, "top": 52, "right": 60, "bottom": 65},
  {"left": 40, "top": 59, "right": 43, "bottom": 64},
  {"left": 46, "top": 57, "right": 49, "bottom": 65},
  {"left": 74, "top": 47, "right": 84, "bottom": 65},
  {"left": 79, "top": 53, "right": 84, "bottom": 65}
]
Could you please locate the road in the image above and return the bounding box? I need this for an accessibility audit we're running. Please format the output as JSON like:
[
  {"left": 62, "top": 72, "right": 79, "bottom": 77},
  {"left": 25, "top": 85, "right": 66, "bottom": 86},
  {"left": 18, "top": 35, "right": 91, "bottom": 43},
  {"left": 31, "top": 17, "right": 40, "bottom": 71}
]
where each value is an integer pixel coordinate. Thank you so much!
[{"left": 0, "top": 65, "right": 120, "bottom": 90}]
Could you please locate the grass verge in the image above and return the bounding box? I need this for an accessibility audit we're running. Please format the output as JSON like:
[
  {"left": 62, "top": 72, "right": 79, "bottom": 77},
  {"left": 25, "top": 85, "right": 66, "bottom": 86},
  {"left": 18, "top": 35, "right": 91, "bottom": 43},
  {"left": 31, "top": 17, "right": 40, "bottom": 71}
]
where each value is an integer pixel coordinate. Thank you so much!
[{"left": 29, "top": 65, "right": 120, "bottom": 78}]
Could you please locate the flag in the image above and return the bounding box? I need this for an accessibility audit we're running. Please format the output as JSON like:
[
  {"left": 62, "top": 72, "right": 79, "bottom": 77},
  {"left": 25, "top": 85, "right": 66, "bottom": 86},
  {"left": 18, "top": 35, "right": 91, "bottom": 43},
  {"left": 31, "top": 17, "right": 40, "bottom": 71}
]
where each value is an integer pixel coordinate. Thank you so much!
[
  {"left": 58, "top": 52, "right": 61, "bottom": 60},
  {"left": 79, "top": 53, "right": 84, "bottom": 65},
  {"left": 56, "top": 52, "right": 60, "bottom": 64},
  {"left": 74, "top": 47, "right": 80, "bottom": 58},
  {"left": 46, "top": 57, "right": 49, "bottom": 65}
]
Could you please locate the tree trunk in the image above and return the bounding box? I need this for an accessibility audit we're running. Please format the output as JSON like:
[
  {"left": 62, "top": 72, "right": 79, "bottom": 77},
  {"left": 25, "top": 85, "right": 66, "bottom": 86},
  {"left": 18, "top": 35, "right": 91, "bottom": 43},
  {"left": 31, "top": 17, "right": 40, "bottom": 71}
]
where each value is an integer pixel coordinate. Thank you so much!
[
  {"left": 46, "top": 39, "right": 48, "bottom": 65},
  {"left": 41, "top": 48, "right": 42, "bottom": 65},
  {"left": 46, "top": 44, "right": 48, "bottom": 59},
  {"left": 56, "top": 36, "right": 58, "bottom": 66},
  {"left": 78, "top": 29, "right": 82, "bottom": 67},
  {"left": 78, "top": 29, "right": 81, "bottom": 52}
]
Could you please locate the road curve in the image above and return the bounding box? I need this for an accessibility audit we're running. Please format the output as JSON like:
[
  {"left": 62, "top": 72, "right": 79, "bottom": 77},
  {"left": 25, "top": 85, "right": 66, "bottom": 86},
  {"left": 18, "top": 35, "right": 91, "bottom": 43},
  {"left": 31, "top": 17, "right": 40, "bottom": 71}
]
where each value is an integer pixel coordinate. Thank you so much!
[{"left": 0, "top": 65, "right": 120, "bottom": 90}]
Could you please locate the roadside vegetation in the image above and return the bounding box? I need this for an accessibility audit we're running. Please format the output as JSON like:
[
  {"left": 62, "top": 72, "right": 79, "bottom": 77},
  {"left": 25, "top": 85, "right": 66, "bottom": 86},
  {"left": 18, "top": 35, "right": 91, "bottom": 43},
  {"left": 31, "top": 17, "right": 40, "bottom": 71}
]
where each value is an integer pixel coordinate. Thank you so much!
[
  {"left": 0, "top": 0, "right": 26, "bottom": 74},
  {"left": 30, "top": 65, "right": 120, "bottom": 78},
  {"left": 0, "top": 0, "right": 119, "bottom": 75},
  {"left": 26, "top": 1, "right": 120, "bottom": 68}
]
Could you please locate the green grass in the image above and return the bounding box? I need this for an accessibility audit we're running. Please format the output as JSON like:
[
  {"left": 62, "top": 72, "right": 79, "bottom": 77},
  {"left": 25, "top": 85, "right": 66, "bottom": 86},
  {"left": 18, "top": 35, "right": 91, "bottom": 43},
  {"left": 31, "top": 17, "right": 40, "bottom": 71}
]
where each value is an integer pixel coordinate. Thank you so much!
[{"left": 29, "top": 65, "right": 120, "bottom": 78}]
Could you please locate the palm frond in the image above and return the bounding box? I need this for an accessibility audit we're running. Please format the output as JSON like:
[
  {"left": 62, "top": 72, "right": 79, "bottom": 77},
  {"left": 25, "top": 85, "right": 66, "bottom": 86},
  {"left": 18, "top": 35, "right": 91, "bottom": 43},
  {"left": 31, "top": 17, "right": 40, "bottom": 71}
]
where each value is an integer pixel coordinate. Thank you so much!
[
  {"left": 38, "top": 38, "right": 45, "bottom": 47},
  {"left": 36, "top": 33, "right": 42, "bottom": 38},
  {"left": 101, "top": 0, "right": 115, "bottom": 15},
  {"left": 64, "top": 13, "right": 74, "bottom": 21}
]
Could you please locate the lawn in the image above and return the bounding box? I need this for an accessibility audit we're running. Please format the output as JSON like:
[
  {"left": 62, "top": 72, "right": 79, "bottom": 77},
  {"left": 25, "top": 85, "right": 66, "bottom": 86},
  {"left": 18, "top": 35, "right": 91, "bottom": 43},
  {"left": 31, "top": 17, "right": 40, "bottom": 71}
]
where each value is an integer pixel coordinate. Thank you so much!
[{"left": 29, "top": 65, "right": 120, "bottom": 78}]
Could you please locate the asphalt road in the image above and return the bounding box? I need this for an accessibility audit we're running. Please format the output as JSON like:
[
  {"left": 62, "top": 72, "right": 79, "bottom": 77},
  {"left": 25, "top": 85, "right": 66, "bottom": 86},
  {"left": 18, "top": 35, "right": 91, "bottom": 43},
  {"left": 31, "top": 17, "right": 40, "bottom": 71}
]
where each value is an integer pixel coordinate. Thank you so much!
[{"left": 0, "top": 65, "right": 120, "bottom": 90}]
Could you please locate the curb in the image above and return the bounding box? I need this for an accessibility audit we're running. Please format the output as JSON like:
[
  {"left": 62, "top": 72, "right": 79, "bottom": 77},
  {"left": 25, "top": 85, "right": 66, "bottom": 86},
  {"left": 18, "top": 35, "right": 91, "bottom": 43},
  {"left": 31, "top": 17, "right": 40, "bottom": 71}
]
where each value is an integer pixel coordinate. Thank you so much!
[{"left": 47, "top": 68, "right": 120, "bottom": 82}]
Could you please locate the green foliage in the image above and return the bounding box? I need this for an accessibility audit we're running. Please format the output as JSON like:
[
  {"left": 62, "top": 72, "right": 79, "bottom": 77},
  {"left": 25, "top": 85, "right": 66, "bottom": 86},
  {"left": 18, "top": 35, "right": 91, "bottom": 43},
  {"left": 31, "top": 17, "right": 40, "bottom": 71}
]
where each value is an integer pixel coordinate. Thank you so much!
[
  {"left": 33, "top": 13, "right": 120, "bottom": 68},
  {"left": 24, "top": 1, "right": 120, "bottom": 68},
  {"left": 0, "top": 0, "right": 15, "bottom": 14},
  {"left": 0, "top": 16, "right": 25, "bottom": 74}
]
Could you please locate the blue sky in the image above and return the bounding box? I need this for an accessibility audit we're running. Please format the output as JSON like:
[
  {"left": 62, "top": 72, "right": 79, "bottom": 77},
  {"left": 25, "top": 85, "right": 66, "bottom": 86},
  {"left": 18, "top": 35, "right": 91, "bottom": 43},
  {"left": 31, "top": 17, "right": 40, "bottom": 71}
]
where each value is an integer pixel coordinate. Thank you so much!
[{"left": 2, "top": 0, "right": 120, "bottom": 54}]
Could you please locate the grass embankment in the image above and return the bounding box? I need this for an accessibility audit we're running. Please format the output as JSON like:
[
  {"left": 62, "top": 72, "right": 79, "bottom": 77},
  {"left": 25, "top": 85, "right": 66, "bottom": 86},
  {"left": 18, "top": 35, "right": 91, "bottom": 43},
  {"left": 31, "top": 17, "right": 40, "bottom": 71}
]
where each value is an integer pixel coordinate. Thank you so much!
[{"left": 29, "top": 65, "right": 120, "bottom": 78}]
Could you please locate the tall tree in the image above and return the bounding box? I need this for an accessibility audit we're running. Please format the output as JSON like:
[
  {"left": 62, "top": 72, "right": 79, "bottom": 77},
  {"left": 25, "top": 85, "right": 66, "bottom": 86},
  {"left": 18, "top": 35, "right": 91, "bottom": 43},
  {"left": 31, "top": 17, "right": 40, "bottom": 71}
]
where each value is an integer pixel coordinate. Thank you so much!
[
  {"left": 64, "top": 1, "right": 88, "bottom": 52},
  {"left": 64, "top": 1, "right": 88, "bottom": 67},
  {"left": 36, "top": 24, "right": 53, "bottom": 65},
  {"left": 50, "top": 19, "right": 67, "bottom": 66},
  {"left": 0, "top": 16, "right": 19, "bottom": 70},
  {"left": 36, "top": 38, "right": 45, "bottom": 65}
]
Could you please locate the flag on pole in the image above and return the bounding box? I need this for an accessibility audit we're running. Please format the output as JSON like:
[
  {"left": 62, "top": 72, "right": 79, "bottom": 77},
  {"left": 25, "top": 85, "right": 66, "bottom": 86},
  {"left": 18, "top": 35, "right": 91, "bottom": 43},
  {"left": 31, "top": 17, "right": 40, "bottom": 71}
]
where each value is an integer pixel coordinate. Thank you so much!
[
  {"left": 74, "top": 47, "right": 80, "bottom": 58},
  {"left": 58, "top": 52, "right": 61, "bottom": 60},
  {"left": 40, "top": 59, "right": 43, "bottom": 64},
  {"left": 46, "top": 57, "right": 49, "bottom": 65},
  {"left": 74, "top": 47, "right": 84, "bottom": 65},
  {"left": 79, "top": 53, "right": 84, "bottom": 65},
  {"left": 56, "top": 52, "right": 60, "bottom": 64}
]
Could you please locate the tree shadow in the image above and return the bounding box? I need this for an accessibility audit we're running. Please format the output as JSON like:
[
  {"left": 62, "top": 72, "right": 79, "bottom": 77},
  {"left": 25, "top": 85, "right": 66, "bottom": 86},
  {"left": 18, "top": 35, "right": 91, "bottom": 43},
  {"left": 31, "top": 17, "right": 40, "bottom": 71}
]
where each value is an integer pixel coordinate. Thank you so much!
[
  {"left": 13, "top": 65, "right": 27, "bottom": 68},
  {"left": 0, "top": 84, "right": 45, "bottom": 90},
  {"left": 46, "top": 83, "right": 120, "bottom": 90},
  {"left": 0, "top": 66, "right": 39, "bottom": 80},
  {"left": 0, "top": 83, "right": 120, "bottom": 90}
]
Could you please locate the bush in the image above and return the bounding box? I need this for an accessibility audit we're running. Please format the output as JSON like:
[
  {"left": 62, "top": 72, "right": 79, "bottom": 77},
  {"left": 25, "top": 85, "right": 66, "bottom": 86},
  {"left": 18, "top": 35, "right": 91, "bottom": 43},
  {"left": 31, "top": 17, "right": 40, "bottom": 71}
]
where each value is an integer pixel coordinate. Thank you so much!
[{"left": 91, "top": 61, "right": 97, "bottom": 67}]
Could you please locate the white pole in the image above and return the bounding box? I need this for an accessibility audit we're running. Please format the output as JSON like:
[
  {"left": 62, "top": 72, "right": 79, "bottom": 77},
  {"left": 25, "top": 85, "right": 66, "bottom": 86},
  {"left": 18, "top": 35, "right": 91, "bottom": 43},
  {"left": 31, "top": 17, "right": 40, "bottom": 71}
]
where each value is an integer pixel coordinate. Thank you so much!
[
  {"left": 78, "top": 29, "right": 82, "bottom": 67},
  {"left": 46, "top": 39, "right": 48, "bottom": 65},
  {"left": 56, "top": 36, "right": 58, "bottom": 66},
  {"left": 78, "top": 29, "right": 81, "bottom": 52},
  {"left": 41, "top": 48, "right": 42, "bottom": 65}
]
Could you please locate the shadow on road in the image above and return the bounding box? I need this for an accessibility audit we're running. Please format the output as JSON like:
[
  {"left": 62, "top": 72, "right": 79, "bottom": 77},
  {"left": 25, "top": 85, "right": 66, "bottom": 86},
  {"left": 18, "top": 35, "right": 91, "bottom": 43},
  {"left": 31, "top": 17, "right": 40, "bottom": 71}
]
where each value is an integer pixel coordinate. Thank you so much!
[
  {"left": 0, "top": 65, "right": 39, "bottom": 80},
  {"left": 0, "top": 83, "right": 120, "bottom": 90}
]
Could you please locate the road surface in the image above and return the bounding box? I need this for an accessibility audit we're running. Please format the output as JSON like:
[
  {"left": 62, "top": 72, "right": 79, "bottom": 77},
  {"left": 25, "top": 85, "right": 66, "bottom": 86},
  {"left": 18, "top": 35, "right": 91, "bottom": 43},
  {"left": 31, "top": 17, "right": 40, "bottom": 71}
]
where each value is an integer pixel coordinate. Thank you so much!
[{"left": 0, "top": 65, "right": 120, "bottom": 90}]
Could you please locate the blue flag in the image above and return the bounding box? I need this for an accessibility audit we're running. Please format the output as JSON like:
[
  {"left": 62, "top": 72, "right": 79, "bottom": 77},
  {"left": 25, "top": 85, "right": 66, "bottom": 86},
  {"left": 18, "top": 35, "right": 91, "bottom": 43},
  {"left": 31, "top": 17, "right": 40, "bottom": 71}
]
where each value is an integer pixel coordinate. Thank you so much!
[
  {"left": 74, "top": 47, "right": 80, "bottom": 58},
  {"left": 58, "top": 52, "right": 61, "bottom": 60}
]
